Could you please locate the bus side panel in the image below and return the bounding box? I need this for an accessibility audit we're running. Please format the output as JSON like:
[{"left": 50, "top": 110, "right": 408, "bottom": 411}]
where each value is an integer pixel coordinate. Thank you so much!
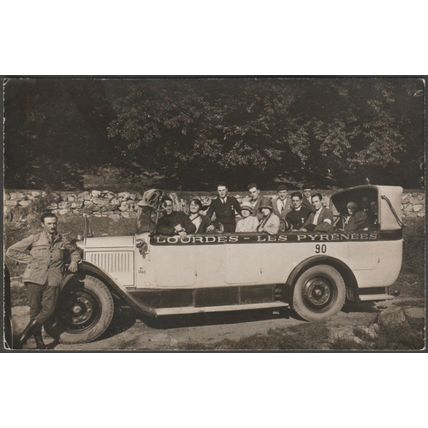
[
  {"left": 260, "top": 241, "right": 351, "bottom": 284},
  {"left": 353, "top": 239, "right": 403, "bottom": 288}
]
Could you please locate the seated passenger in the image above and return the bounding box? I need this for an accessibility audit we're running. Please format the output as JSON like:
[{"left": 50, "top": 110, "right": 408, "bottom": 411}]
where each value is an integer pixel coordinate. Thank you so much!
[
  {"left": 302, "top": 186, "right": 315, "bottom": 212},
  {"left": 361, "top": 196, "right": 370, "bottom": 215},
  {"left": 272, "top": 185, "right": 289, "bottom": 232},
  {"left": 247, "top": 183, "right": 263, "bottom": 220},
  {"left": 301, "top": 193, "right": 334, "bottom": 232},
  {"left": 188, "top": 199, "right": 215, "bottom": 234},
  {"left": 285, "top": 192, "right": 312, "bottom": 231},
  {"left": 236, "top": 204, "right": 259, "bottom": 232},
  {"left": 342, "top": 201, "right": 369, "bottom": 232},
  {"left": 206, "top": 183, "right": 241, "bottom": 233},
  {"left": 257, "top": 198, "right": 280, "bottom": 235},
  {"left": 368, "top": 200, "right": 378, "bottom": 227},
  {"left": 156, "top": 197, "right": 196, "bottom": 237}
]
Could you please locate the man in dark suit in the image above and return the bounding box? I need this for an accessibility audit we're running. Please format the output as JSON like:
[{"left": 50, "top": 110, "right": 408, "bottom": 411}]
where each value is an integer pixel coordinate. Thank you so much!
[
  {"left": 156, "top": 197, "right": 196, "bottom": 236},
  {"left": 206, "top": 183, "right": 242, "bottom": 233},
  {"left": 302, "top": 193, "right": 334, "bottom": 232},
  {"left": 285, "top": 192, "right": 312, "bottom": 230}
]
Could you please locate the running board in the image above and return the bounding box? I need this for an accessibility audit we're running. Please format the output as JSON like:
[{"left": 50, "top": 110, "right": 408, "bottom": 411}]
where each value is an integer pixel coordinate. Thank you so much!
[
  {"left": 154, "top": 301, "right": 289, "bottom": 316},
  {"left": 359, "top": 294, "right": 394, "bottom": 301}
]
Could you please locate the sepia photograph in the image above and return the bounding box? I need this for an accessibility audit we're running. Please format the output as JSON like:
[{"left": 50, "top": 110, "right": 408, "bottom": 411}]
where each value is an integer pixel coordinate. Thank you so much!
[{"left": 2, "top": 76, "right": 426, "bottom": 351}]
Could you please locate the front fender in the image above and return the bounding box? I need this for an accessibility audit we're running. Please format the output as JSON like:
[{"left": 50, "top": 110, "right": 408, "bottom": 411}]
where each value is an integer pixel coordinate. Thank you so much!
[{"left": 60, "top": 261, "right": 155, "bottom": 317}]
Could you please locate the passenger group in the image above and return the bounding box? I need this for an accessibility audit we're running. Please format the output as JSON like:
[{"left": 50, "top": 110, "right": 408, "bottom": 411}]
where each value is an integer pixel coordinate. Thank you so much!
[{"left": 156, "top": 183, "right": 378, "bottom": 237}]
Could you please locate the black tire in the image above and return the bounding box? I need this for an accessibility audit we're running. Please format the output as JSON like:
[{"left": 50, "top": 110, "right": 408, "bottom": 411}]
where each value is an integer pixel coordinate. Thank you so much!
[
  {"left": 291, "top": 264, "right": 346, "bottom": 322},
  {"left": 44, "top": 273, "right": 114, "bottom": 344}
]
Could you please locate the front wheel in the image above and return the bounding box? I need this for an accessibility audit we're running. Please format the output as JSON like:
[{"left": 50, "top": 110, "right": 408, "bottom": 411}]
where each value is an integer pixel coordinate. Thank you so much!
[
  {"left": 291, "top": 265, "right": 346, "bottom": 322},
  {"left": 44, "top": 273, "right": 115, "bottom": 344}
]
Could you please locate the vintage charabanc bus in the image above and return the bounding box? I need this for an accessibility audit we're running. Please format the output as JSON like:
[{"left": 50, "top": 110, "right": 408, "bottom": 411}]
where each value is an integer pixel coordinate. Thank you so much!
[{"left": 45, "top": 185, "right": 404, "bottom": 343}]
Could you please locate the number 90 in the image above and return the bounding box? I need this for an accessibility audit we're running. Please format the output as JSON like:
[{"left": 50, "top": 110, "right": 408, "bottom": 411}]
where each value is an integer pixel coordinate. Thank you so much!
[{"left": 315, "top": 244, "right": 327, "bottom": 254}]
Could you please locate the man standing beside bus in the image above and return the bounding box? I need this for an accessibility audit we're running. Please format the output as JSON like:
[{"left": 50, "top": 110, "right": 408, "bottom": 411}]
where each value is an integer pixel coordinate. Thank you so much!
[{"left": 6, "top": 212, "right": 81, "bottom": 349}]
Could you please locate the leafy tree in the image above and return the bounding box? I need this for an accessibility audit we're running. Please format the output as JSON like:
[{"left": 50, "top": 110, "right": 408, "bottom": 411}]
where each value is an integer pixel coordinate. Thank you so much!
[{"left": 4, "top": 77, "right": 425, "bottom": 190}]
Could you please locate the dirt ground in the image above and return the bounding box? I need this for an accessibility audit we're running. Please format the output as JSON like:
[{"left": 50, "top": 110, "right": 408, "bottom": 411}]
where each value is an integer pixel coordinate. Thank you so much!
[{"left": 9, "top": 293, "right": 425, "bottom": 351}]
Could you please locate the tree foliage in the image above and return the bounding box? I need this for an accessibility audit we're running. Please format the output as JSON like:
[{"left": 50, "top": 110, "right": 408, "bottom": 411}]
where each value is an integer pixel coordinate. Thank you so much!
[{"left": 4, "top": 77, "right": 425, "bottom": 190}]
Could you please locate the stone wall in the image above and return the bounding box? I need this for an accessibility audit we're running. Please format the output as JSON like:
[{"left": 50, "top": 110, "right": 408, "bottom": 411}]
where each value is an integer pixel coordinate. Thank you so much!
[{"left": 3, "top": 188, "right": 426, "bottom": 223}]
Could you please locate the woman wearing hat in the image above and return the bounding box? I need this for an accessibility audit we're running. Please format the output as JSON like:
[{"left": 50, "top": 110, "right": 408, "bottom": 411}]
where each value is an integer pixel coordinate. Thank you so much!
[
  {"left": 188, "top": 199, "right": 215, "bottom": 233},
  {"left": 257, "top": 198, "right": 280, "bottom": 235},
  {"left": 342, "top": 201, "right": 369, "bottom": 232},
  {"left": 236, "top": 204, "right": 259, "bottom": 232}
]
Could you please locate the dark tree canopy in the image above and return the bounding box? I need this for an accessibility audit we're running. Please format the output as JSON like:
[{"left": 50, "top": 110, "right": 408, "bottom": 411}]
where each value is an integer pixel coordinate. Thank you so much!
[{"left": 4, "top": 77, "right": 425, "bottom": 190}]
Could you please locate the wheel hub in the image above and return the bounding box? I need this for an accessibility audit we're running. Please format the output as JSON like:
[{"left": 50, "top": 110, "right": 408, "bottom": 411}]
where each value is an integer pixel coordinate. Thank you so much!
[
  {"left": 303, "top": 277, "right": 334, "bottom": 308},
  {"left": 57, "top": 286, "right": 101, "bottom": 331},
  {"left": 72, "top": 305, "right": 82, "bottom": 314},
  {"left": 70, "top": 295, "right": 95, "bottom": 325}
]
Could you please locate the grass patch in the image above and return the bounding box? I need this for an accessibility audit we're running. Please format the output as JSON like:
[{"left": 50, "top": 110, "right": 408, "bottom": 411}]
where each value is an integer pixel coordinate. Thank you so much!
[
  {"left": 374, "top": 325, "right": 425, "bottom": 350},
  {"left": 180, "top": 322, "right": 330, "bottom": 350},
  {"left": 328, "top": 323, "right": 425, "bottom": 351},
  {"left": 328, "top": 337, "right": 366, "bottom": 350}
]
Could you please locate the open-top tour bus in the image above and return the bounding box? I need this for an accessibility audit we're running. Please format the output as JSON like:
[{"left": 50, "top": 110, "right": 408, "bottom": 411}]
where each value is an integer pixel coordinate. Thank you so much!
[{"left": 45, "top": 185, "right": 404, "bottom": 343}]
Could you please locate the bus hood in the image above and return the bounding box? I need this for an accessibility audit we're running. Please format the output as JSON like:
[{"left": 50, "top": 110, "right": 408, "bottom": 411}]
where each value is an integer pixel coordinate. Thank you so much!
[{"left": 76, "top": 235, "right": 135, "bottom": 250}]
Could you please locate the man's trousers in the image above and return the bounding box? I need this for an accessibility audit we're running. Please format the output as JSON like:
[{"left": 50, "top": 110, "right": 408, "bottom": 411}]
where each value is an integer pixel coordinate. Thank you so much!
[{"left": 26, "top": 282, "right": 59, "bottom": 325}]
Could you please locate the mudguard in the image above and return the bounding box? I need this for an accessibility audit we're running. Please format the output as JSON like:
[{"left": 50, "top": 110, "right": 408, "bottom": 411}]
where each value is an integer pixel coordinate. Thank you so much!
[
  {"left": 61, "top": 261, "right": 156, "bottom": 317},
  {"left": 284, "top": 255, "right": 359, "bottom": 302}
]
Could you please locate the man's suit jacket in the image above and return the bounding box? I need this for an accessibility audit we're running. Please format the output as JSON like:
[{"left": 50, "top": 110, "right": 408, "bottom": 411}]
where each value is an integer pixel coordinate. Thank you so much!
[
  {"left": 206, "top": 196, "right": 241, "bottom": 226},
  {"left": 302, "top": 197, "right": 314, "bottom": 212},
  {"left": 6, "top": 231, "right": 81, "bottom": 286},
  {"left": 303, "top": 207, "right": 334, "bottom": 232},
  {"left": 249, "top": 196, "right": 263, "bottom": 219},
  {"left": 156, "top": 211, "right": 196, "bottom": 235}
]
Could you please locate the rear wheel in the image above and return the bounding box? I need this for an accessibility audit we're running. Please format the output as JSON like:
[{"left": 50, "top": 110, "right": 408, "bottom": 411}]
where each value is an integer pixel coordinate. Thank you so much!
[
  {"left": 291, "top": 264, "right": 346, "bottom": 321},
  {"left": 44, "top": 273, "right": 114, "bottom": 344}
]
